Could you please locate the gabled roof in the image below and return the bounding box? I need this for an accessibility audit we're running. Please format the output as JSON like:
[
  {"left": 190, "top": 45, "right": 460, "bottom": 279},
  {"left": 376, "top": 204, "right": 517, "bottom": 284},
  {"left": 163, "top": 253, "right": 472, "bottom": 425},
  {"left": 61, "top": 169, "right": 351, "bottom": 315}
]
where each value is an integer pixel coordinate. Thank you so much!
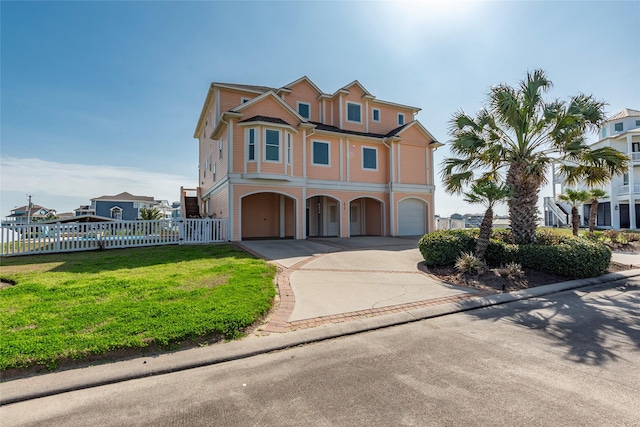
[
  {"left": 91, "top": 192, "right": 155, "bottom": 202},
  {"left": 392, "top": 120, "right": 443, "bottom": 147},
  {"left": 281, "top": 76, "right": 324, "bottom": 96},
  {"left": 340, "top": 80, "right": 373, "bottom": 98},
  {"left": 607, "top": 108, "right": 640, "bottom": 121},
  {"left": 231, "top": 90, "right": 305, "bottom": 122}
]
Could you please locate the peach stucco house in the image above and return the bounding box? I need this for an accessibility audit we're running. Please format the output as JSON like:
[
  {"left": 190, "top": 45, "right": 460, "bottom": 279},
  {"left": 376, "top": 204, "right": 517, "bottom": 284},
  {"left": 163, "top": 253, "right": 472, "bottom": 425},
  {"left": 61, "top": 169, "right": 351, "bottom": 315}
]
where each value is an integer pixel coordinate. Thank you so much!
[{"left": 193, "top": 76, "right": 442, "bottom": 241}]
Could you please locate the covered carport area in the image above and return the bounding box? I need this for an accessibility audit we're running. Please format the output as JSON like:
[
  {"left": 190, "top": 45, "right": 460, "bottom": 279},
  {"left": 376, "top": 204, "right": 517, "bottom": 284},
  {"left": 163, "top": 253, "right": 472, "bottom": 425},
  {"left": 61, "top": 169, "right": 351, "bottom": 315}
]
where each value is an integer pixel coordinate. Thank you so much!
[{"left": 240, "top": 192, "right": 297, "bottom": 240}]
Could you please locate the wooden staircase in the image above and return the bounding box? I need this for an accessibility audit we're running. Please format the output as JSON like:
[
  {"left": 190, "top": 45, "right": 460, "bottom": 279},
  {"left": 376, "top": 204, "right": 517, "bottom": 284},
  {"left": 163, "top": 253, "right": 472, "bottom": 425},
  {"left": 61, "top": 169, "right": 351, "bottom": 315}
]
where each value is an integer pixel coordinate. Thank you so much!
[{"left": 180, "top": 187, "right": 201, "bottom": 218}]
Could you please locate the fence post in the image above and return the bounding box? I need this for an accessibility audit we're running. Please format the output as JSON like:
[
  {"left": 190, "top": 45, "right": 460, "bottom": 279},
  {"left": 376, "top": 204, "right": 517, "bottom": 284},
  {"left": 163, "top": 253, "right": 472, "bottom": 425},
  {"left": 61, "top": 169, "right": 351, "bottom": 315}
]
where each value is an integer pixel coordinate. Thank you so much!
[
  {"left": 178, "top": 219, "right": 185, "bottom": 245},
  {"left": 55, "top": 222, "right": 61, "bottom": 253}
]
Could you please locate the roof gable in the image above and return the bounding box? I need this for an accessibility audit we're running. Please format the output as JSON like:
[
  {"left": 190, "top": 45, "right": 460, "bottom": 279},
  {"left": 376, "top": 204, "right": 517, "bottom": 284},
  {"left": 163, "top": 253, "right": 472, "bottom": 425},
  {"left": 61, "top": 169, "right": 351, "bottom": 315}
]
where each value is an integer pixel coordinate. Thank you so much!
[
  {"left": 232, "top": 91, "right": 305, "bottom": 123},
  {"left": 281, "top": 76, "right": 324, "bottom": 96},
  {"left": 340, "top": 80, "right": 372, "bottom": 98},
  {"left": 393, "top": 121, "right": 442, "bottom": 147}
]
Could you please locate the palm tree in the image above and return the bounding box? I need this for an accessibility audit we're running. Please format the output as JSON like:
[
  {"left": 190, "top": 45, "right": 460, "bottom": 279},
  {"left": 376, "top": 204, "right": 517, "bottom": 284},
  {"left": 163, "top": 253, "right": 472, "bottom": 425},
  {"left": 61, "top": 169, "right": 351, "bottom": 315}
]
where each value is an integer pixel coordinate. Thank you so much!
[
  {"left": 442, "top": 69, "right": 629, "bottom": 244},
  {"left": 139, "top": 208, "right": 163, "bottom": 220},
  {"left": 586, "top": 189, "right": 607, "bottom": 236},
  {"left": 558, "top": 189, "right": 590, "bottom": 236},
  {"left": 463, "top": 179, "right": 511, "bottom": 260}
]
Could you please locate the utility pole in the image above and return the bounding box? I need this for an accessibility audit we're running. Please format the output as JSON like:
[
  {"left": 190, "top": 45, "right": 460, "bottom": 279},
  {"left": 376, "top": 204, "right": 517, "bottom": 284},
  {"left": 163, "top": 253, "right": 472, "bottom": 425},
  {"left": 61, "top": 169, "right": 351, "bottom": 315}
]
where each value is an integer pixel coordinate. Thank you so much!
[{"left": 26, "top": 195, "right": 33, "bottom": 224}]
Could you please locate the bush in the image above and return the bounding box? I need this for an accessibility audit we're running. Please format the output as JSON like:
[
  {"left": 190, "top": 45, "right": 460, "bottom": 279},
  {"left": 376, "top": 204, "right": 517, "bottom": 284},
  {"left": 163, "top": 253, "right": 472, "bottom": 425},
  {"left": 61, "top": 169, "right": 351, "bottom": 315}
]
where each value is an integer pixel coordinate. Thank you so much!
[
  {"left": 419, "top": 230, "right": 476, "bottom": 266},
  {"left": 420, "top": 229, "right": 611, "bottom": 278}
]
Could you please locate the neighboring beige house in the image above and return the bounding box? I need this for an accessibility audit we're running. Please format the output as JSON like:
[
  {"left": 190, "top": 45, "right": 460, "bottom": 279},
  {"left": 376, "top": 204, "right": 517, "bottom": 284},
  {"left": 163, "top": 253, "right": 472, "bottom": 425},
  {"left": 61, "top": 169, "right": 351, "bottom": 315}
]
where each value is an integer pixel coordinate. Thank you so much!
[{"left": 192, "top": 76, "right": 442, "bottom": 241}]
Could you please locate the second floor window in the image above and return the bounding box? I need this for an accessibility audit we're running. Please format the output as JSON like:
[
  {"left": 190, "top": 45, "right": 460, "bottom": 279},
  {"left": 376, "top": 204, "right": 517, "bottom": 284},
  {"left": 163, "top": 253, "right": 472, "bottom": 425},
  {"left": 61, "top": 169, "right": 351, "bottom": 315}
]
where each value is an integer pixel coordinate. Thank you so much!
[
  {"left": 248, "top": 129, "right": 256, "bottom": 161},
  {"left": 347, "top": 102, "right": 362, "bottom": 123},
  {"left": 313, "top": 141, "right": 330, "bottom": 165},
  {"left": 298, "top": 102, "right": 311, "bottom": 119},
  {"left": 265, "top": 129, "right": 280, "bottom": 162},
  {"left": 287, "top": 133, "right": 292, "bottom": 165},
  {"left": 362, "top": 147, "right": 377, "bottom": 170},
  {"left": 372, "top": 108, "right": 380, "bottom": 122},
  {"left": 398, "top": 113, "right": 405, "bottom": 126},
  {"left": 615, "top": 122, "right": 623, "bottom": 132}
]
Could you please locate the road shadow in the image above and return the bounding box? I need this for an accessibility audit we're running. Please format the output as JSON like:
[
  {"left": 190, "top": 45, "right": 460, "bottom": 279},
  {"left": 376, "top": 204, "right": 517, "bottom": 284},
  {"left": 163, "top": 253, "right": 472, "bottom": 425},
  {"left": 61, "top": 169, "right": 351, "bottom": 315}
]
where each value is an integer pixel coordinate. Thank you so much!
[{"left": 462, "top": 279, "right": 640, "bottom": 366}]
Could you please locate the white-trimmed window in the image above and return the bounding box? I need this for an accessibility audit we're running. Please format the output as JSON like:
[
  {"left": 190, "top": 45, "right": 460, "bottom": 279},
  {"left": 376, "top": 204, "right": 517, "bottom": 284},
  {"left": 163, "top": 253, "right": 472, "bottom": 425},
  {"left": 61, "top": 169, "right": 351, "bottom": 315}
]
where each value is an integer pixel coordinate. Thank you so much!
[
  {"left": 372, "top": 108, "right": 380, "bottom": 122},
  {"left": 247, "top": 128, "right": 256, "bottom": 161},
  {"left": 636, "top": 120, "right": 640, "bottom": 127},
  {"left": 346, "top": 102, "right": 362, "bottom": 123},
  {"left": 614, "top": 122, "right": 623, "bottom": 132},
  {"left": 397, "top": 113, "right": 405, "bottom": 126},
  {"left": 312, "top": 141, "right": 330, "bottom": 166},
  {"left": 213, "top": 163, "right": 216, "bottom": 181},
  {"left": 219, "top": 140, "right": 223, "bottom": 160},
  {"left": 287, "top": 133, "right": 292, "bottom": 165},
  {"left": 110, "top": 206, "right": 123, "bottom": 220},
  {"left": 297, "top": 102, "right": 311, "bottom": 120},
  {"left": 265, "top": 129, "right": 281, "bottom": 162},
  {"left": 362, "top": 147, "right": 377, "bottom": 170}
]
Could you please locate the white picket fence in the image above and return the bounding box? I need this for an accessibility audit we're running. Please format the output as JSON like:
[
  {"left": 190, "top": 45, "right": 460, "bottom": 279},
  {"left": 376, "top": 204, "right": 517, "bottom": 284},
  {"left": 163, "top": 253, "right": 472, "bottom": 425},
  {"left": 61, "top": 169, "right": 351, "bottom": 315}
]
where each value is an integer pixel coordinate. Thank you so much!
[{"left": 0, "top": 218, "right": 228, "bottom": 257}]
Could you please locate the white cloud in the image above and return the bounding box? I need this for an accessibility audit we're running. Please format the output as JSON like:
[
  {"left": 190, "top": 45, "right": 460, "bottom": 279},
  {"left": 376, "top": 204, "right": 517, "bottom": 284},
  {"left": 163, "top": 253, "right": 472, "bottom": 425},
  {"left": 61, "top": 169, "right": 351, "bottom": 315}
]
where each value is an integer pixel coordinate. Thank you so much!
[{"left": 1, "top": 157, "right": 195, "bottom": 215}]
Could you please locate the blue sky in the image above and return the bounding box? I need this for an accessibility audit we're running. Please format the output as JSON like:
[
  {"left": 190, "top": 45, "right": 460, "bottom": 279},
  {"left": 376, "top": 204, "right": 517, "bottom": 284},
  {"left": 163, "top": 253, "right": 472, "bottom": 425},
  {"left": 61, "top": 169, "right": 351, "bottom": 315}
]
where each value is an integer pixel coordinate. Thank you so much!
[{"left": 2, "top": 0, "right": 639, "bottom": 218}]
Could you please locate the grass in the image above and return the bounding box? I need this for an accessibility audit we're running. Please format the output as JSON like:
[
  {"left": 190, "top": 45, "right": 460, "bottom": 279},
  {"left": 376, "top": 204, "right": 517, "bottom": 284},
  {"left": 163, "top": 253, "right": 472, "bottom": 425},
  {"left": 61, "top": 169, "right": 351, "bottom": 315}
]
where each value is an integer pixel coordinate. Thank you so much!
[{"left": 0, "top": 244, "right": 276, "bottom": 371}]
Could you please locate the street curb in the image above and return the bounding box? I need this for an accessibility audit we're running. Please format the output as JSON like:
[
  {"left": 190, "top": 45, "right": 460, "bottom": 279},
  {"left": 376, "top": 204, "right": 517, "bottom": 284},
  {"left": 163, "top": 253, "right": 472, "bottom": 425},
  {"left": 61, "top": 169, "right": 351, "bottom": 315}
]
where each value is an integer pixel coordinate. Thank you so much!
[{"left": 2, "top": 268, "right": 639, "bottom": 406}]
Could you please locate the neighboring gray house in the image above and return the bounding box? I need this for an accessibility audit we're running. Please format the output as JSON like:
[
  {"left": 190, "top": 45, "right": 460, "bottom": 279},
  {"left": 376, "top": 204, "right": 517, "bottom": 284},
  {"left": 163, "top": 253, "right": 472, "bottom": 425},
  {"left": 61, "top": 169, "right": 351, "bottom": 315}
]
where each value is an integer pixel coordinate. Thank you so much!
[{"left": 91, "top": 192, "right": 156, "bottom": 220}]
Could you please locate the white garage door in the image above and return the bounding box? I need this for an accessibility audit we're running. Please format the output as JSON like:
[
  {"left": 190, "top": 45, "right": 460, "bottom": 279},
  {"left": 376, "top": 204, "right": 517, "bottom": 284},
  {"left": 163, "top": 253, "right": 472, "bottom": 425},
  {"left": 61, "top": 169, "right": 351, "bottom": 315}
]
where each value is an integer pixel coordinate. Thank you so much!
[{"left": 398, "top": 199, "right": 426, "bottom": 236}]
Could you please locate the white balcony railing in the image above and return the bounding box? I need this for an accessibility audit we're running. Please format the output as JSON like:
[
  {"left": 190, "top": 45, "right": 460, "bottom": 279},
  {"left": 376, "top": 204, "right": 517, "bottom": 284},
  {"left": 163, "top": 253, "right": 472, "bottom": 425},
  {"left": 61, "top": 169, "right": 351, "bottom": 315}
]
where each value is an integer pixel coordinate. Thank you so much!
[{"left": 617, "top": 184, "right": 640, "bottom": 195}]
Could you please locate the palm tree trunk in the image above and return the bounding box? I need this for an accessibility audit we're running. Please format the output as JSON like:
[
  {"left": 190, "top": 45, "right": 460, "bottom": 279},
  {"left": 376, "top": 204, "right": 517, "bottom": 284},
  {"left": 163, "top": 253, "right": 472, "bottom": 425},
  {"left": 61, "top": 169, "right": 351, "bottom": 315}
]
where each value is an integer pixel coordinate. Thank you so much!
[
  {"left": 589, "top": 200, "right": 598, "bottom": 236},
  {"left": 476, "top": 206, "right": 493, "bottom": 260},
  {"left": 506, "top": 162, "right": 541, "bottom": 244},
  {"left": 572, "top": 206, "right": 579, "bottom": 236}
]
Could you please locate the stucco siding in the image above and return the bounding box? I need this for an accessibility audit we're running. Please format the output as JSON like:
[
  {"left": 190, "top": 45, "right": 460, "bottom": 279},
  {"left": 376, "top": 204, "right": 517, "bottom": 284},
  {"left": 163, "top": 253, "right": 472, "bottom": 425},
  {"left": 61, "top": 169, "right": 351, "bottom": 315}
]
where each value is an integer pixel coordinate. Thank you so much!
[{"left": 399, "top": 144, "right": 427, "bottom": 185}]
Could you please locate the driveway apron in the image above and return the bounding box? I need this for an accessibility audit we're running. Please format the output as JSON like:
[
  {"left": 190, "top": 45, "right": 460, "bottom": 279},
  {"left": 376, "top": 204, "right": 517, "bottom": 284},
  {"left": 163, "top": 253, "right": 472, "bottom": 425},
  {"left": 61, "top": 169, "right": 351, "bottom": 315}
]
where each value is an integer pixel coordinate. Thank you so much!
[{"left": 238, "top": 237, "right": 485, "bottom": 330}]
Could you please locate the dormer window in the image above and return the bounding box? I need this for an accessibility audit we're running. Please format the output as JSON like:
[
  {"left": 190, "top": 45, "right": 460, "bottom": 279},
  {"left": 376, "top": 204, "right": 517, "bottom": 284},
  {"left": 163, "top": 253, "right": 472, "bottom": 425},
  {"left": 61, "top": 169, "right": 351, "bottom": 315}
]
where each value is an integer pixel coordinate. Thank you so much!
[
  {"left": 614, "top": 122, "right": 623, "bottom": 132},
  {"left": 297, "top": 102, "right": 311, "bottom": 119},
  {"left": 346, "top": 102, "right": 362, "bottom": 123}
]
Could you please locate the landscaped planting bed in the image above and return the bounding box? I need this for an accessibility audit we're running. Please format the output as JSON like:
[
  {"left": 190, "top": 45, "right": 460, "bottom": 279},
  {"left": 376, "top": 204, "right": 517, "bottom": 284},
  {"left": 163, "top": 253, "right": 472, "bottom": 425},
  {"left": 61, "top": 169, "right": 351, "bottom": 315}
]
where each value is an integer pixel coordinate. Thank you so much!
[{"left": 0, "top": 244, "right": 276, "bottom": 372}]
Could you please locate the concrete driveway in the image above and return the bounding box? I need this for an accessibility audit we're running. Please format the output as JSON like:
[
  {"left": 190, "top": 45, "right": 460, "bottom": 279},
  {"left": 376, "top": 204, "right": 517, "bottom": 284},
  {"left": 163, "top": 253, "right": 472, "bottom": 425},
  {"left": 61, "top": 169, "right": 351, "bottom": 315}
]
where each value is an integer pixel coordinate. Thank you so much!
[{"left": 239, "top": 237, "right": 479, "bottom": 323}]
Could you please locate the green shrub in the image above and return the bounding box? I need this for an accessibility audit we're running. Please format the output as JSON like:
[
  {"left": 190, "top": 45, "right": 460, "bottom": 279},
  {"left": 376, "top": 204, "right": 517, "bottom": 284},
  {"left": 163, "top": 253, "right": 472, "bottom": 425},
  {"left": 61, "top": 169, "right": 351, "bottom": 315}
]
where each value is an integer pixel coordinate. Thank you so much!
[
  {"left": 419, "top": 230, "right": 476, "bottom": 266},
  {"left": 420, "top": 229, "right": 611, "bottom": 278}
]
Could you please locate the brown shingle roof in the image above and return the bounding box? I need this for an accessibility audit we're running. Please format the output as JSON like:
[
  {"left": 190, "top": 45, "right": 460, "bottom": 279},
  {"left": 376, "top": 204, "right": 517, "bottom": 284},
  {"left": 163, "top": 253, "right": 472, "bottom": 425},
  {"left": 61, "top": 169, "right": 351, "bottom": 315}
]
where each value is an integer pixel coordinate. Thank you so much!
[
  {"left": 309, "top": 122, "right": 387, "bottom": 139},
  {"left": 239, "top": 115, "right": 291, "bottom": 126}
]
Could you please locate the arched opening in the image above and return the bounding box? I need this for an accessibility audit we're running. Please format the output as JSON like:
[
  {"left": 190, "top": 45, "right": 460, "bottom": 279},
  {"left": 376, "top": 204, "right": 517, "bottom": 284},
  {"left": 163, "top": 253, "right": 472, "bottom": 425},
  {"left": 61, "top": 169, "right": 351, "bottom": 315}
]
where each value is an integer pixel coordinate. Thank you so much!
[
  {"left": 306, "top": 195, "right": 340, "bottom": 237},
  {"left": 349, "top": 197, "right": 383, "bottom": 236},
  {"left": 241, "top": 192, "right": 296, "bottom": 240}
]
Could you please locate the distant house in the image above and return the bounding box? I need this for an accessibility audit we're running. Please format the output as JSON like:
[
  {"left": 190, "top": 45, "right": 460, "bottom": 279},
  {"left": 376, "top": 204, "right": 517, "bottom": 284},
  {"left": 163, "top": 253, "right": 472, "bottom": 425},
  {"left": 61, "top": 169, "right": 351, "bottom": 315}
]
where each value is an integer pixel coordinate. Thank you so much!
[
  {"left": 3, "top": 205, "right": 56, "bottom": 225},
  {"left": 91, "top": 192, "right": 156, "bottom": 221},
  {"left": 74, "top": 205, "right": 96, "bottom": 217}
]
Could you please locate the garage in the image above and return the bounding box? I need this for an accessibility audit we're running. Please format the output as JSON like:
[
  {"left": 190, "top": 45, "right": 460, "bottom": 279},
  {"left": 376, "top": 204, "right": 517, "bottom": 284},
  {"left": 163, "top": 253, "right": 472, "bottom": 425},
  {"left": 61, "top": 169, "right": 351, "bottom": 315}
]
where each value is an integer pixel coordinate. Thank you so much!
[{"left": 398, "top": 198, "right": 426, "bottom": 236}]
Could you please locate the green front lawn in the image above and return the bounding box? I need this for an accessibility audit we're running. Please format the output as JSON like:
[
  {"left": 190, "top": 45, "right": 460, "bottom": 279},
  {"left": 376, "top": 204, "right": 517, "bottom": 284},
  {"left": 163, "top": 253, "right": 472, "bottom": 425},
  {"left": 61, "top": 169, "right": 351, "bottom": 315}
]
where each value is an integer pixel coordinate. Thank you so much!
[{"left": 0, "top": 244, "right": 276, "bottom": 371}]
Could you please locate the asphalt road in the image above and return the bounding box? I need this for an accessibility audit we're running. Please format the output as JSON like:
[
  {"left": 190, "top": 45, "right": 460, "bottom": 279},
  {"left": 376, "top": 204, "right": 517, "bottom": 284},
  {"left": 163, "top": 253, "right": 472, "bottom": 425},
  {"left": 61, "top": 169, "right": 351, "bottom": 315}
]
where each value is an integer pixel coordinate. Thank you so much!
[{"left": 3, "top": 278, "right": 639, "bottom": 426}]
